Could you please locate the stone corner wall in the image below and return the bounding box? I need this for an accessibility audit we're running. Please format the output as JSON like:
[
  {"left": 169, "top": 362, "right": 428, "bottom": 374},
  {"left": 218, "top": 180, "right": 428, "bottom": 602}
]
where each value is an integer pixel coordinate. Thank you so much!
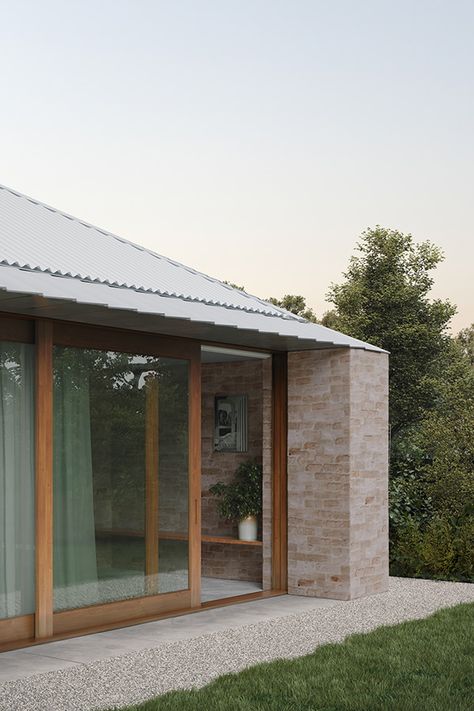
[
  {"left": 348, "top": 349, "right": 389, "bottom": 599},
  {"left": 287, "top": 347, "right": 389, "bottom": 601}
]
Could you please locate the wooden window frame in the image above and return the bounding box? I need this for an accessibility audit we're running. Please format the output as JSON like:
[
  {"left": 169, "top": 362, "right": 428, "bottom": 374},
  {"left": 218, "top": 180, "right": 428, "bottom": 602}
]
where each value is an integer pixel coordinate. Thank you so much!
[
  {"left": 50, "top": 321, "right": 201, "bottom": 637},
  {"left": 271, "top": 352, "right": 288, "bottom": 592},
  {"left": 0, "top": 314, "right": 288, "bottom": 650}
]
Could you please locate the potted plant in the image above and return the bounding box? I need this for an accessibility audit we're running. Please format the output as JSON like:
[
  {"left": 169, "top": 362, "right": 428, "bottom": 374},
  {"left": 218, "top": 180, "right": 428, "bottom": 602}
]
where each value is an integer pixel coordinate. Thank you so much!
[{"left": 209, "top": 460, "right": 262, "bottom": 541}]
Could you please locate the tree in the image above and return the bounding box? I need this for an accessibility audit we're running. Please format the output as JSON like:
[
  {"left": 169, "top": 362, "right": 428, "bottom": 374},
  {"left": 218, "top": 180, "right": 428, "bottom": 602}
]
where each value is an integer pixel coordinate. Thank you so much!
[
  {"left": 324, "top": 227, "right": 456, "bottom": 436},
  {"left": 416, "top": 347, "right": 474, "bottom": 520},
  {"left": 267, "top": 294, "right": 318, "bottom": 322},
  {"left": 223, "top": 281, "right": 246, "bottom": 292},
  {"left": 389, "top": 347, "right": 474, "bottom": 581},
  {"left": 456, "top": 323, "right": 474, "bottom": 367}
]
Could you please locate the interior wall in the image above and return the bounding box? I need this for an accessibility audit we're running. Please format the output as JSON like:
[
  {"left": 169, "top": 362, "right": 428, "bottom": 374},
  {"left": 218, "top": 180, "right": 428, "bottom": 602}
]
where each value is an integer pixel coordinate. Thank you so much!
[{"left": 201, "top": 359, "right": 272, "bottom": 584}]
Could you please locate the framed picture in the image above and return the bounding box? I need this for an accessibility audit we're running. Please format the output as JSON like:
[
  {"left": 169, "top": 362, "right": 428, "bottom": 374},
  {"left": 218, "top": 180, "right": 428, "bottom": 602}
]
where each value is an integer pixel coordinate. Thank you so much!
[{"left": 214, "top": 394, "right": 248, "bottom": 452}]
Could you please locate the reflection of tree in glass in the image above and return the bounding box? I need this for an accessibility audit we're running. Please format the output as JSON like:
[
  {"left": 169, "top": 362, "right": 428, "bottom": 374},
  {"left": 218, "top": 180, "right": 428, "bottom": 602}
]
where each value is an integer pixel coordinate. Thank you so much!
[
  {"left": 0, "top": 344, "right": 27, "bottom": 397},
  {"left": 54, "top": 347, "right": 188, "bottom": 541}
]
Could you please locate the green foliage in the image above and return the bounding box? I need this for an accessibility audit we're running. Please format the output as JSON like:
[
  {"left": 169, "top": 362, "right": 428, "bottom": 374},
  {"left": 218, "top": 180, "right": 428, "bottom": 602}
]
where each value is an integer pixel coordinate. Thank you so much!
[
  {"left": 209, "top": 461, "right": 262, "bottom": 522},
  {"left": 267, "top": 294, "right": 318, "bottom": 322},
  {"left": 416, "top": 348, "right": 474, "bottom": 519},
  {"left": 320, "top": 308, "right": 340, "bottom": 329},
  {"left": 388, "top": 434, "right": 433, "bottom": 529},
  {"left": 421, "top": 518, "right": 456, "bottom": 577},
  {"left": 455, "top": 519, "right": 474, "bottom": 580},
  {"left": 389, "top": 518, "right": 424, "bottom": 578},
  {"left": 389, "top": 342, "right": 474, "bottom": 581},
  {"left": 456, "top": 323, "right": 474, "bottom": 366},
  {"left": 391, "top": 515, "right": 474, "bottom": 582},
  {"left": 325, "top": 226, "right": 456, "bottom": 435},
  {"left": 109, "top": 603, "right": 474, "bottom": 711},
  {"left": 223, "top": 280, "right": 246, "bottom": 292}
]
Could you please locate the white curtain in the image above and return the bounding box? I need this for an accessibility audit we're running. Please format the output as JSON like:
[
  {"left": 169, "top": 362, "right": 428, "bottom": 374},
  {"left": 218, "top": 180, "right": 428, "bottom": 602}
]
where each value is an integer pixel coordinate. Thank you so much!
[
  {"left": 0, "top": 342, "right": 35, "bottom": 619},
  {"left": 53, "top": 348, "right": 98, "bottom": 611}
]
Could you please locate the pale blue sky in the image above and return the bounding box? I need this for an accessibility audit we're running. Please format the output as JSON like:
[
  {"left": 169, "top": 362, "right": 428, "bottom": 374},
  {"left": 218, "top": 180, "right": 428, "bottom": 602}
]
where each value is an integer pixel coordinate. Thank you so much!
[{"left": 1, "top": 1, "right": 473, "bottom": 330}]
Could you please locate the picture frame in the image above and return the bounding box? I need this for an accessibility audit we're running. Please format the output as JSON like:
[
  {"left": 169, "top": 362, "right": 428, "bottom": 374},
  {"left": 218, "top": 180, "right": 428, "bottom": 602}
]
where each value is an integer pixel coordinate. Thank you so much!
[{"left": 214, "top": 394, "right": 248, "bottom": 452}]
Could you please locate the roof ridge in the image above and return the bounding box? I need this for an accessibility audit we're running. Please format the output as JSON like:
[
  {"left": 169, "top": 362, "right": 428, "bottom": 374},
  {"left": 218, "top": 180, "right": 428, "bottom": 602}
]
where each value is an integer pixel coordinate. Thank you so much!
[{"left": 0, "top": 183, "right": 300, "bottom": 321}]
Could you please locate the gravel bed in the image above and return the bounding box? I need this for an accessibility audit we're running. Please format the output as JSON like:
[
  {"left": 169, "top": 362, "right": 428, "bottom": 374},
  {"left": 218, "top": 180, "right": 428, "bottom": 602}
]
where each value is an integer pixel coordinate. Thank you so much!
[{"left": 1, "top": 577, "right": 473, "bottom": 711}]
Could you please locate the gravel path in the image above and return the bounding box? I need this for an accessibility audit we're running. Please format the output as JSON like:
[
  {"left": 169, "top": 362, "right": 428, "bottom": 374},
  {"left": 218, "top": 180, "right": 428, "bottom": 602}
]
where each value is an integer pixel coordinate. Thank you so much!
[{"left": 1, "top": 577, "right": 473, "bottom": 711}]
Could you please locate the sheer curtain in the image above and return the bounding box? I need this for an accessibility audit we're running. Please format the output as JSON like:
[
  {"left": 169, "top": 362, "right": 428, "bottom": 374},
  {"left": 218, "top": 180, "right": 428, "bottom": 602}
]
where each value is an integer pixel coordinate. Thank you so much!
[
  {"left": 0, "top": 341, "right": 35, "bottom": 619},
  {"left": 53, "top": 348, "right": 98, "bottom": 610}
]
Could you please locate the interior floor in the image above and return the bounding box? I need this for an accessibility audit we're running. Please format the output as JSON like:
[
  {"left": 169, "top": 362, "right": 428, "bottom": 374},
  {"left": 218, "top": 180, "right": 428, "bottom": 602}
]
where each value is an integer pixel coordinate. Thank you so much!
[
  {"left": 201, "top": 577, "right": 262, "bottom": 603},
  {"left": 54, "top": 539, "right": 262, "bottom": 609}
]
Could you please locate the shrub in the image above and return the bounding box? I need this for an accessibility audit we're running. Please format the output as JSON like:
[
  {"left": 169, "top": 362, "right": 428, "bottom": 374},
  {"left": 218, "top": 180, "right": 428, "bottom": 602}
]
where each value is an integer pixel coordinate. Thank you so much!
[
  {"left": 390, "top": 517, "right": 423, "bottom": 577},
  {"left": 420, "top": 518, "right": 455, "bottom": 577},
  {"left": 390, "top": 513, "right": 474, "bottom": 582},
  {"left": 453, "top": 519, "right": 474, "bottom": 580}
]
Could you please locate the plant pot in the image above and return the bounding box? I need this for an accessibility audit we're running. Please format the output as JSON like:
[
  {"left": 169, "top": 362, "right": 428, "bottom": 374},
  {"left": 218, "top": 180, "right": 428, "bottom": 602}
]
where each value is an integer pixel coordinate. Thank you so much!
[{"left": 238, "top": 515, "right": 258, "bottom": 541}]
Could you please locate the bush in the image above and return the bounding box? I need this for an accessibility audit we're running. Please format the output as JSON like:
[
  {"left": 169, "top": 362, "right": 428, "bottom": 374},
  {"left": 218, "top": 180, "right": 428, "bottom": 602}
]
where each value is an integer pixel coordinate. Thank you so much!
[
  {"left": 390, "top": 517, "right": 423, "bottom": 577},
  {"left": 390, "top": 513, "right": 474, "bottom": 583},
  {"left": 389, "top": 346, "right": 474, "bottom": 583},
  {"left": 420, "top": 518, "right": 455, "bottom": 577},
  {"left": 453, "top": 519, "right": 474, "bottom": 580}
]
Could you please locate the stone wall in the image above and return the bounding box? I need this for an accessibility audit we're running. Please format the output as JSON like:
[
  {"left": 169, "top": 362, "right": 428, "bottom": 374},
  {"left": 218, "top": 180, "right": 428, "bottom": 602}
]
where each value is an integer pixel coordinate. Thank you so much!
[
  {"left": 201, "top": 359, "right": 272, "bottom": 584},
  {"left": 261, "top": 357, "right": 273, "bottom": 590},
  {"left": 287, "top": 348, "right": 389, "bottom": 600}
]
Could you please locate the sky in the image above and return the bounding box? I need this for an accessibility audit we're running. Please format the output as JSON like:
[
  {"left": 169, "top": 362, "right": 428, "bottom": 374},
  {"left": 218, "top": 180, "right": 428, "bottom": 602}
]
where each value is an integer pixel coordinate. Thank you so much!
[{"left": 1, "top": 0, "right": 473, "bottom": 331}]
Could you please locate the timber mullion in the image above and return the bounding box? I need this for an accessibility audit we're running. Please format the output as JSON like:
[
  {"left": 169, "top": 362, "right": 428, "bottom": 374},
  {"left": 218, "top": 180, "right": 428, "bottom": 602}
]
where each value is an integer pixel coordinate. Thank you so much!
[
  {"left": 35, "top": 320, "right": 54, "bottom": 639},
  {"left": 189, "top": 349, "right": 201, "bottom": 607},
  {"left": 271, "top": 353, "right": 288, "bottom": 592},
  {"left": 145, "top": 375, "right": 160, "bottom": 594}
]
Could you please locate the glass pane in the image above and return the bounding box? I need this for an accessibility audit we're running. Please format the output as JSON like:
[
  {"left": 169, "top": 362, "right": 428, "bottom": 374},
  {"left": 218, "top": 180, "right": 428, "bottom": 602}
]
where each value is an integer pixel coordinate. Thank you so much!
[
  {"left": 53, "top": 347, "right": 189, "bottom": 612},
  {"left": 0, "top": 341, "right": 35, "bottom": 619}
]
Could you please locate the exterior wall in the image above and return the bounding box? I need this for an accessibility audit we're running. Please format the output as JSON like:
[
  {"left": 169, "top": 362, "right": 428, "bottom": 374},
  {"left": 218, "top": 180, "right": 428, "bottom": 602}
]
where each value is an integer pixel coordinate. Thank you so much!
[
  {"left": 261, "top": 358, "right": 273, "bottom": 590},
  {"left": 287, "top": 348, "right": 389, "bottom": 600},
  {"left": 201, "top": 359, "right": 272, "bottom": 584}
]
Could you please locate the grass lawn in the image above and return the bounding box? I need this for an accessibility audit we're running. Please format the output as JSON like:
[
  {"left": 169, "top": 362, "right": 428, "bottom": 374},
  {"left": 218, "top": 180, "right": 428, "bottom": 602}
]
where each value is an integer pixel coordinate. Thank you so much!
[{"left": 110, "top": 602, "right": 474, "bottom": 711}]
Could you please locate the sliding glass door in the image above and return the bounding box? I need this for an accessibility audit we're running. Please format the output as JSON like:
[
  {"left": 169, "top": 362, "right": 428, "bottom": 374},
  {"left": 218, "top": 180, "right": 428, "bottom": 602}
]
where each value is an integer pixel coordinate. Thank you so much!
[
  {"left": 52, "top": 346, "right": 190, "bottom": 613},
  {"left": 0, "top": 312, "right": 289, "bottom": 649}
]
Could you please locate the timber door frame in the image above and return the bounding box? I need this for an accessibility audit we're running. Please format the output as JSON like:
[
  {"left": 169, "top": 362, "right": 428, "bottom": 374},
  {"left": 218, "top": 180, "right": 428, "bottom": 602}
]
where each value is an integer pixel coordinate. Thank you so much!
[
  {"left": 0, "top": 314, "right": 289, "bottom": 650},
  {"left": 50, "top": 321, "right": 202, "bottom": 637}
]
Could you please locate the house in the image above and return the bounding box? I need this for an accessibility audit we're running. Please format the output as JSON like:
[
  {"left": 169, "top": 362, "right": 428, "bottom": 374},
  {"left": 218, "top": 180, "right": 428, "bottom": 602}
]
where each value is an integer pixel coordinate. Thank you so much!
[{"left": 0, "top": 183, "right": 389, "bottom": 650}]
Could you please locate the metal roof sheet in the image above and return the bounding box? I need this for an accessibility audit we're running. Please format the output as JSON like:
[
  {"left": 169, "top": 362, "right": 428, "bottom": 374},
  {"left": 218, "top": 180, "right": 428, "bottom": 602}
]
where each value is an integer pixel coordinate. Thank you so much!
[
  {"left": 0, "top": 184, "right": 293, "bottom": 318},
  {"left": 0, "top": 184, "right": 385, "bottom": 353}
]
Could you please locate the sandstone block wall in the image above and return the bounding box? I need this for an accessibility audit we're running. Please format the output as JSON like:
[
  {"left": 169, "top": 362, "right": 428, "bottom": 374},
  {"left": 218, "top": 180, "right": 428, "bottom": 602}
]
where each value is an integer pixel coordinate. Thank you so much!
[{"left": 287, "top": 348, "right": 389, "bottom": 600}]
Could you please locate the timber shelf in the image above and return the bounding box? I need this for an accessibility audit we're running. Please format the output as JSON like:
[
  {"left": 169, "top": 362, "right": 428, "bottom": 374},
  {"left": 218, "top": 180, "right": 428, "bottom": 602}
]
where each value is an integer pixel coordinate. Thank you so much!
[
  {"left": 201, "top": 534, "right": 262, "bottom": 547},
  {"left": 95, "top": 529, "right": 262, "bottom": 546}
]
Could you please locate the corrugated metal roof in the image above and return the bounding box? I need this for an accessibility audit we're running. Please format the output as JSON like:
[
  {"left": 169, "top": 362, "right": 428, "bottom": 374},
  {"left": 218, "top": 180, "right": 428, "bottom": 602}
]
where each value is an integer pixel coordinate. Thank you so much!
[
  {"left": 0, "top": 184, "right": 385, "bottom": 353},
  {"left": 0, "top": 184, "right": 294, "bottom": 318}
]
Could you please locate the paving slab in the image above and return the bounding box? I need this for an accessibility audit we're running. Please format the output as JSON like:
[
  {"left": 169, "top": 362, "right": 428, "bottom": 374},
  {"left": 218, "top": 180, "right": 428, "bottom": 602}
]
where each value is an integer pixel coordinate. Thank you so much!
[{"left": 0, "top": 593, "right": 337, "bottom": 676}]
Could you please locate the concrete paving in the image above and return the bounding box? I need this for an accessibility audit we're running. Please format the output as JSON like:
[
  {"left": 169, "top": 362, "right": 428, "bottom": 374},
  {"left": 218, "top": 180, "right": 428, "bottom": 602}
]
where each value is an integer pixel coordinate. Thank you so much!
[{"left": 0, "top": 593, "right": 337, "bottom": 682}]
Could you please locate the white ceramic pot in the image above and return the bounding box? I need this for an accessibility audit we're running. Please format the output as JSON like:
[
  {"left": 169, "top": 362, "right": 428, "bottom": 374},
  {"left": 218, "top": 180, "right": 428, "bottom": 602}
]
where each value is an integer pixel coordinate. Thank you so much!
[{"left": 238, "top": 515, "right": 258, "bottom": 541}]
